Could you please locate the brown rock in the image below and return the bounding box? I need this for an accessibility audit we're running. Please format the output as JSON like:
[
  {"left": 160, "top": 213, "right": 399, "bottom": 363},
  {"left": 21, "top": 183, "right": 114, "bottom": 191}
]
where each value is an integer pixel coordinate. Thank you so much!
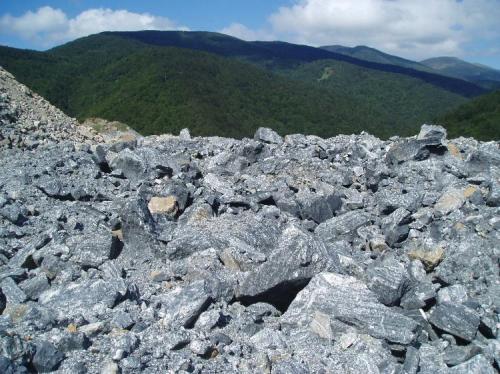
[
  {"left": 463, "top": 185, "right": 478, "bottom": 198},
  {"left": 148, "top": 196, "right": 177, "bottom": 215},
  {"left": 111, "top": 229, "right": 123, "bottom": 241},
  {"left": 434, "top": 189, "right": 465, "bottom": 217},
  {"left": 408, "top": 247, "right": 445, "bottom": 272},
  {"left": 447, "top": 143, "right": 462, "bottom": 159}
]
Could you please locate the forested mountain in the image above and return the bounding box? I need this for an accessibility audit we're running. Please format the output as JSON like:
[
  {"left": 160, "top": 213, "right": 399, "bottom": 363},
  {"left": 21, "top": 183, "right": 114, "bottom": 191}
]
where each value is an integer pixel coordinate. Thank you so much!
[{"left": 0, "top": 31, "right": 490, "bottom": 138}]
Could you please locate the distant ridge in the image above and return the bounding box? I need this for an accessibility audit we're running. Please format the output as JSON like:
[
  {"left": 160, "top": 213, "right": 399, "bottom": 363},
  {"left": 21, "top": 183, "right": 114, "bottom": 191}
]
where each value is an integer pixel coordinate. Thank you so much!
[
  {"left": 321, "top": 45, "right": 432, "bottom": 72},
  {"left": 421, "top": 57, "right": 500, "bottom": 89},
  {"left": 111, "top": 31, "right": 485, "bottom": 98}
]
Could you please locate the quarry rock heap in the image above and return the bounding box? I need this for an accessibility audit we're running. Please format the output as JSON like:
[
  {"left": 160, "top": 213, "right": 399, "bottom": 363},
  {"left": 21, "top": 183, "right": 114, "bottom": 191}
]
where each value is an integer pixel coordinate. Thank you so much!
[{"left": 0, "top": 66, "right": 499, "bottom": 373}]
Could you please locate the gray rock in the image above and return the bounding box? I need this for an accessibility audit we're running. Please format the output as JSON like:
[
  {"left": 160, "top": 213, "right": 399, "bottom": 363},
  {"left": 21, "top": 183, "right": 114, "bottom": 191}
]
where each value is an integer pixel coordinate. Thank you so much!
[
  {"left": 381, "top": 207, "right": 411, "bottom": 246},
  {"left": 437, "top": 285, "right": 468, "bottom": 305},
  {"left": 19, "top": 274, "right": 50, "bottom": 300},
  {"left": 111, "top": 310, "right": 134, "bottom": 330},
  {"left": 254, "top": 127, "right": 283, "bottom": 144},
  {"left": 296, "top": 191, "right": 342, "bottom": 223},
  {"left": 417, "top": 124, "right": 447, "bottom": 143},
  {"left": 237, "top": 225, "right": 338, "bottom": 308},
  {"left": 282, "top": 272, "right": 419, "bottom": 344},
  {"left": 0, "top": 203, "right": 27, "bottom": 225},
  {"left": 448, "top": 354, "right": 496, "bottom": 374},
  {"left": 366, "top": 257, "right": 409, "bottom": 306},
  {"left": 110, "top": 148, "right": 146, "bottom": 182},
  {"left": 315, "top": 210, "right": 371, "bottom": 242},
  {"left": 39, "top": 278, "right": 127, "bottom": 320},
  {"left": 429, "top": 303, "right": 480, "bottom": 342},
  {"left": 67, "top": 228, "right": 117, "bottom": 268},
  {"left": 386, "top": 125, "right": 447, "bottom": 165},
  {"left": 156, "top": 280, "right": 212, "bottom": 328},
  {"left": 179, "top": 128, "right": 191, "bottom": 140},
  {"left": 443, "top": 344, "right": 482, "bottom": 366},
  {"left": 189, "top": 339, "right": 212, "bottom": 357},
  {"left": 0, "top": 277, "right": 27, "bottom": 304},
  {"left": 0, "top": 288, "right": 5, "bottom": 313},
  {"left": 32, "top": 341, "right": 65, "bottom": 373},
  {"left": 400, "top": 282, "right": 436, "bottom": 310}
]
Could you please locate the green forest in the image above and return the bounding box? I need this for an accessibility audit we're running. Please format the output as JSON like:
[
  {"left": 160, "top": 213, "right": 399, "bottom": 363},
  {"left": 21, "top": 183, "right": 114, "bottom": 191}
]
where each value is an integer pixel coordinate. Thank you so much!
[{"left": 0, "top": 31, "right": 498, "bottom": 139}]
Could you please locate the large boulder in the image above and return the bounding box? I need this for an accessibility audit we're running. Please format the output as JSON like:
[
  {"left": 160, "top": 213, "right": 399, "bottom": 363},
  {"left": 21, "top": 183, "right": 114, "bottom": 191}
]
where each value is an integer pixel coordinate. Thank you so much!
[{"left": 281, "top": 272, "right": 419, "bottom": 344}]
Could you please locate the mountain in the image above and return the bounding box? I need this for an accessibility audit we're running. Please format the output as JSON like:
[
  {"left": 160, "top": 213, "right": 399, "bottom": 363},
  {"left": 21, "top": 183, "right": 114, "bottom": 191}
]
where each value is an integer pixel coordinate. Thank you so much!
[
  {"left": 108, "top": 31, "right": 485, "bottom": 98},
  {"left": 0, "top": 35, "right": 383, "bottom": 138},
  {"left": 437, "top": 90, "right": 500, "bottom": 140},
  {"left": 421, "top": 57, "right": 500, "bottom": 90},
  {"left": 323, "top": 45, "right": 500, "bottom": 91},
  {"left": 321, "top": 45, "right": 432, "bottom": 72},
  {"left": 0, "top": 31, "right": 488, "bottom": 138}
]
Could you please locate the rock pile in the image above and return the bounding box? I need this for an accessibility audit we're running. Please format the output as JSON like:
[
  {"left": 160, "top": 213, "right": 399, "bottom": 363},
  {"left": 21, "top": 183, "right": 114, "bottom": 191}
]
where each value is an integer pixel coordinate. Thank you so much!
[
  {"left": 0, "top": 67, "right": 101, "bottom": 150},
  {"left": 0, "top": 67, "right": 499, "bottom": 373}
]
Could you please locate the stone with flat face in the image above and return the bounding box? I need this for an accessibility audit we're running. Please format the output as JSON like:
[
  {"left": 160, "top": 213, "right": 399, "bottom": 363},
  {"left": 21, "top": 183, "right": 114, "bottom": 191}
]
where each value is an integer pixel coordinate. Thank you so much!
[
  {"left": 428, "top": 303, "right": 480, "bottom": 342},
  {"left": 148, "top": 196, "right": 177, "bottom": 215},
  {"left": 281, "top": 272, "right": 419, "bottom": 344}
]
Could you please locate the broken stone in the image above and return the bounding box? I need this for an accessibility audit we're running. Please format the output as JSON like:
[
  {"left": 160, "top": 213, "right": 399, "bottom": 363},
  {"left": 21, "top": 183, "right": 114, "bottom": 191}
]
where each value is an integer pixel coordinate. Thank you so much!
[
  {"left": 434, "top": 188, "right": 466, "bottom": 217},
  {"left": 254, "top": 127, "right": 283, "bottom": 144},
  {"left": 408, "top": 247, "right": 444, "bottom": 272},
  {"left": 428, "top": 302, "right": 480, "bottom": 342},
  {"left": 282, "top": 272, "right": 418, "bottom": 344},
  {"left": 157, "top": 280, "right": 212, "bottom": 328},
  {"left": 148, "top": 196, "right": 178, "bottom": 215}
]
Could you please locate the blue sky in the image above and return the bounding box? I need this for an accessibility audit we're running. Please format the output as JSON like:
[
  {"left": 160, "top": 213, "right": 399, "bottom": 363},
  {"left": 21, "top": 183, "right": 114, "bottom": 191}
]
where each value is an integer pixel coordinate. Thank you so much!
[{"left": 1, "top": 0, "right": 500, "bottom": 69}]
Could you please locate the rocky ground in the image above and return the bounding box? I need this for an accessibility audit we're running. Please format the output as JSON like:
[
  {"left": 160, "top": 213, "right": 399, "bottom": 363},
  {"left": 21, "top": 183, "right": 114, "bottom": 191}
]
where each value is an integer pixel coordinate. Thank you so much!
[{"left": 0, "top": 66, "right": 499, "bottom": 373}]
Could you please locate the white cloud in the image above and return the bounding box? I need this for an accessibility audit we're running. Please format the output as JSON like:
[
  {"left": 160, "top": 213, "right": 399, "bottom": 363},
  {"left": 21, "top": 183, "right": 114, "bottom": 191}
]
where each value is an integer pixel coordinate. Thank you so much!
[
  {"left": 0, "top": 7, "right": 187, "bottom": 47},
  {"left": 223, "top": 0, "right": 500, "bottom": 60},
  {"left": 219, "top": 23, "right": 275, "bottom": 41},
  {"left": 0, "top": 6, "right": 67, "bottom": 39}
]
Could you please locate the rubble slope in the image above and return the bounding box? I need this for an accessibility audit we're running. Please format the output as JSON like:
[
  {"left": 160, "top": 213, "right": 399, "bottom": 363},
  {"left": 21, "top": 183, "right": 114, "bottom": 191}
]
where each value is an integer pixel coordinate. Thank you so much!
[{"left": 0, "top": 67, "right": 499, "bottom": 373}]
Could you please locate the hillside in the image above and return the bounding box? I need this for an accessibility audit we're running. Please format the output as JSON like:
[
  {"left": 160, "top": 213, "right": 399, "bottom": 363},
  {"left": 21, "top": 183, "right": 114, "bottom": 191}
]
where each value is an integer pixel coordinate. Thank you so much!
[
  {"left": 0, "top": 31, "right": 488, "bottom": 138},
  {"left": 0, "top": 36, "right": 385, "bottom": 138},
  {"left": 110, "top": 31, "right": 485, "bottom": 98},
  {"left": 421, "top": 57, "right": 500, "bottom": 90},
  {"left": 276, "top": 59, "right": 467, "bottom": 137},
  {"left": 438, "top": 90, "right": 500, "bottom": 140}
]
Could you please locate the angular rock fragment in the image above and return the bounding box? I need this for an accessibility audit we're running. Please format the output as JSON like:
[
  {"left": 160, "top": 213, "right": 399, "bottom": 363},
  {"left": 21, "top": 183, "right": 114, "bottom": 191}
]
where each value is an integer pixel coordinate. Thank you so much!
[
  {"left": 39, "top": 278, "right": 127, "bottom": 320},
  {"left": 156, "top": 280, "right": 212, "bottom": 328},
  {"left": 448, "top": 354, "right": 496, "bottom": 374},
  {"left": 148, "top": 196, "right": 177, "bottom": 215},
  {"left": 67, "top": 228, "right": 118, "bottom": 268},
  {"left": 366, "top": 257, "right": 409, "bottom": 306},
  {"left": 434, "top": 188, "right": 466, "bottom": 217},
  {"left": 18, "top": 274, "right": 50, "bottom": 300},
  {"left": 381, "top": 207, "right": 411, "bottom": 246},
  {"left": 254, "top": 127, "right": 283, "bottom": 144},
  {"left": 0, "top": 277, "right": 27, "bottom": 304},
  {"left": 386, "top": 125, "right": 447, "bottom": 165},
  {"left": 32, "top": 341, "right": 65, "bottom": 373},
  {"left": 282, "top": 272, "right": 419, "bottom": 344},
  {"left": 408, "top": 247, "right": 444, "bottom": 271},
  {"left": 296, "top": 191, "right": 342, "bottom": 223},
  {"left": 428, "top": 303, "right": 480, "bottom": 342},
  {"left": 0, "top": 288, "right": 6, "bottom": 313},
  {"left": 109, "top": 148, "right": 146, "bottom": 182},
  {"left": 315, "top": 210, "right": 371, "bottom": 242},
  {"left": 237, "top": 225, "right": 338, "bottom": 310}
]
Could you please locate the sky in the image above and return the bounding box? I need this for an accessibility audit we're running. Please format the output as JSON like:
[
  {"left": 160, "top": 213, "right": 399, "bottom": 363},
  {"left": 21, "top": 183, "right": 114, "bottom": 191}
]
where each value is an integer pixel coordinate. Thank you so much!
[{"left": 1, "top": 0, "right": 500, "bottom": 69}]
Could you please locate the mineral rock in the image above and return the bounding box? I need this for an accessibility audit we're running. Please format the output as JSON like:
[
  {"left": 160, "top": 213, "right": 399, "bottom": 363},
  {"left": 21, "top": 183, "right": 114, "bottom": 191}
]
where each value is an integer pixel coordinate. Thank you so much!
[{"left": 0, "top": 67, "right": 497, "bottom": 373}]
